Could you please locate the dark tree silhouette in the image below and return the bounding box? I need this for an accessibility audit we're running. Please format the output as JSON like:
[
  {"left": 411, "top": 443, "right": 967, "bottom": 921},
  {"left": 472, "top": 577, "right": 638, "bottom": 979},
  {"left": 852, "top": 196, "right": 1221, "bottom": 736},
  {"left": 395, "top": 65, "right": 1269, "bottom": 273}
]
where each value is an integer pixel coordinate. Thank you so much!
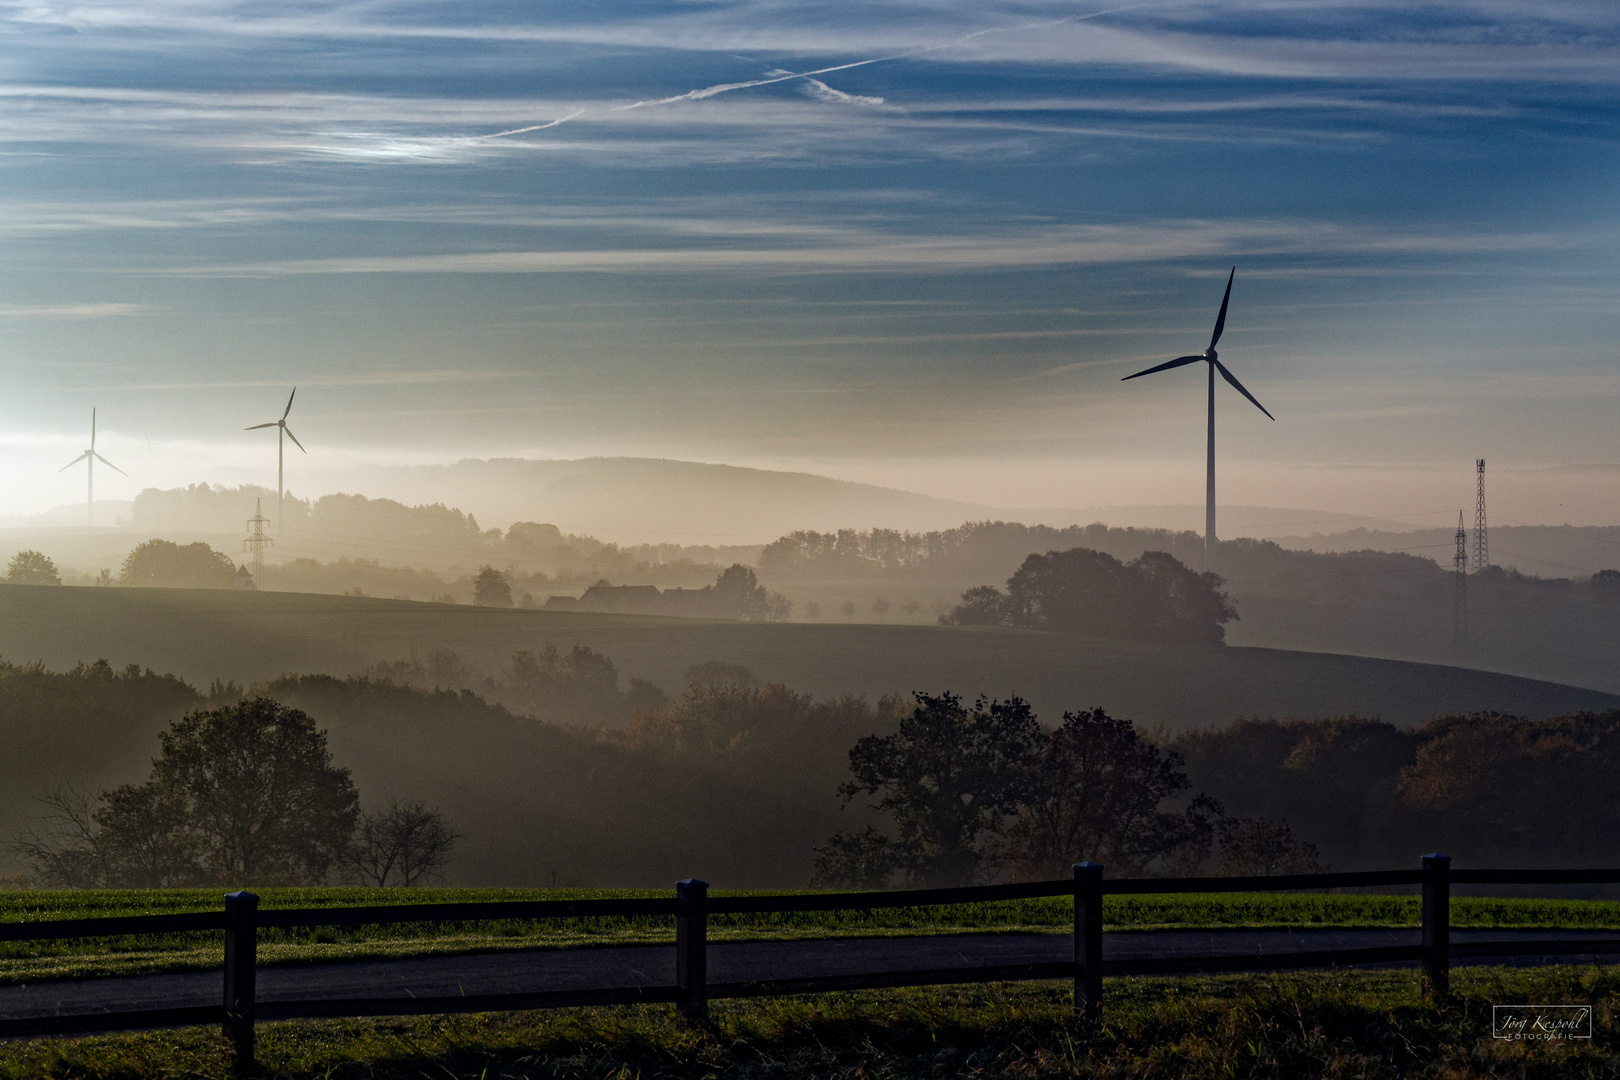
[
  {"left": 1004, "top": 708, "right": 1221, "bottom": 879},
  {"left": 473, "top": 566, "right": 513, "bottom": 607},
  {"left": 6, "top": 550, "right": 60, "bottom": 586},
  {"left": 120, "top": 539, "right": 237, "bottom": 588},
  {"left": 16, "top": 698, "right": 360, "bottom": 886},
  {"left": 943, "top": 547, "right": 1236, "bottom": 644},
  {"left": 350, "top": 799, "right": 460, "bottom": 886},
  {"left": 1217, "top": 817, "right": 1324, "bottom": 876},
  {"left": 828, "top": 692, "right": 1043, "bottom": 887}
]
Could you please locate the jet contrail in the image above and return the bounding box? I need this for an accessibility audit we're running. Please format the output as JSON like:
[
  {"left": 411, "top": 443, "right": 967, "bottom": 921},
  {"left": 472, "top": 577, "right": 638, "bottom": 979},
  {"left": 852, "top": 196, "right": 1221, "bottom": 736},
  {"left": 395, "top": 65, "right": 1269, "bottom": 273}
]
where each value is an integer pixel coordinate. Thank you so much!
[{"left": 478, "top": 5, "right": 1148, "bottom": 139}]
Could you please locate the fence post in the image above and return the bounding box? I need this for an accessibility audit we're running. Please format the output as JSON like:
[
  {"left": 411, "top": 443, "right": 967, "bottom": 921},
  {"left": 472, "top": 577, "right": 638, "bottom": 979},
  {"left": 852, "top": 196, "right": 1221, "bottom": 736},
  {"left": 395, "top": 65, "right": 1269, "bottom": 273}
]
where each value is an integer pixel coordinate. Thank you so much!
[
  {"left": 222, "top": 891, "right": 259, "bottom": 1074},
  {"left": 1073, "top": 862, "right": 1103, "bottom": 1018},
  {"left": 1421, "top": 854, "right": 1451, "bottom": 999},
  {"left": 676, "top": 879, "right": 709, "bottom": 1024}
]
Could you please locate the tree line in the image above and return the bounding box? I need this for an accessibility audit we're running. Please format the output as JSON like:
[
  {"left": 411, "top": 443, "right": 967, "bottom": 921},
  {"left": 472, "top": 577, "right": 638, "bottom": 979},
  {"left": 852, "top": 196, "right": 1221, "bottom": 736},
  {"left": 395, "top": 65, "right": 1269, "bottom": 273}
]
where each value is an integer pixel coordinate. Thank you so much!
[
  {"left": 940, "top": 547, "right": 1237, "bottom": 645},
  {"left": 5, "top": 653, "right": 1617, "bottom": 888},
  {"left": 814, "top": 692, "right": 1317, "bottom": 887}
]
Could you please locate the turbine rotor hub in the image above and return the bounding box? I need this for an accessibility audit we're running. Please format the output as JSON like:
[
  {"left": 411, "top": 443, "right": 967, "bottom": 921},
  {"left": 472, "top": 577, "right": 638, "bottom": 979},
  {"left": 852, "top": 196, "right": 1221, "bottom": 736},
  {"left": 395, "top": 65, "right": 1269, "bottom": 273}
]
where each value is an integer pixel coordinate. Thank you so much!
[{"left": 1204, "top": 347, "right": 1217, "bottom": 362}]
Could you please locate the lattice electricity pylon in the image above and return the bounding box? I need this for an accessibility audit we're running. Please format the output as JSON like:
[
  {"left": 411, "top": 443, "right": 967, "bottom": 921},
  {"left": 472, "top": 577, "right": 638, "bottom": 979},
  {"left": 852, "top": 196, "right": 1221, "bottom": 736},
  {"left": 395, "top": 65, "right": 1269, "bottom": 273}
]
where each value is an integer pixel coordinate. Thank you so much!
[
  {"left": 1453, "top": 510, "right": 1469, "bottom": 653},
  {"left": 244, "top": 497, "right": 273, "bottom": 583},
  {"left": 1472, "top": 458, "right": 1489, "bottom": 573}
]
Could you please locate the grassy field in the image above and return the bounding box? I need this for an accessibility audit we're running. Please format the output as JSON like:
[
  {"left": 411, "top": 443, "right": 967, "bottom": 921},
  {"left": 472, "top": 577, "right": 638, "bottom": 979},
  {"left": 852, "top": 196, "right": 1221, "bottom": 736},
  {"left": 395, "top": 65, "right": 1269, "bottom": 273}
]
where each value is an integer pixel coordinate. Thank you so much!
[
  {"left": 1, "top": 585, "right": 1615, "bottom": 730},
  {"left": 3, "top": 886, "right": 1620, "bottom": 985},
  {"left": 0, "top": 966, "right": 1612, "bottom": 1078}
]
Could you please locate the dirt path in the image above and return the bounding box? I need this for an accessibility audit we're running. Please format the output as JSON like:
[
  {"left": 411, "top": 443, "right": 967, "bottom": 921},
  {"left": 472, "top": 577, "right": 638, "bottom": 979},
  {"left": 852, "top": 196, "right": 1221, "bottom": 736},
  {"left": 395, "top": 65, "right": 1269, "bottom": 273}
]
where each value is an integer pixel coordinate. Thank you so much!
[{"left": 2, "top": 928, "right": 1616, "bottom": 1020}]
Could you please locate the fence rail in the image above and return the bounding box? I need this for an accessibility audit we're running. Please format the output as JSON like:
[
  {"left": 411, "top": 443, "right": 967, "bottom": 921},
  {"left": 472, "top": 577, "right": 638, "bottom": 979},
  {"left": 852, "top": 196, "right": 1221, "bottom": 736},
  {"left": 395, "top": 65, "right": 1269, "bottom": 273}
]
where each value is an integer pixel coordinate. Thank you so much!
[{"left": 3, "top": 856, "right": 1620, "bottom": 1071}]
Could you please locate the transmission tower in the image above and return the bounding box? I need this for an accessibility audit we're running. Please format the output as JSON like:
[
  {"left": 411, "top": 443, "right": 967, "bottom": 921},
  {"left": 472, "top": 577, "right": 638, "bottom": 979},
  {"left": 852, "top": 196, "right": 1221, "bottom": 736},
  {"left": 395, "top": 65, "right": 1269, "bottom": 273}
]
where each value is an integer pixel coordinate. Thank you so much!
[
  {"left": 244, "top": 497, "right": 273, "bottom": 583},
  {"left": 1472, "top": 458, "right": 1489, "bottom": 573},
  {"left": 1453, "top": 510, "right": 1469, "bottom": 654}
]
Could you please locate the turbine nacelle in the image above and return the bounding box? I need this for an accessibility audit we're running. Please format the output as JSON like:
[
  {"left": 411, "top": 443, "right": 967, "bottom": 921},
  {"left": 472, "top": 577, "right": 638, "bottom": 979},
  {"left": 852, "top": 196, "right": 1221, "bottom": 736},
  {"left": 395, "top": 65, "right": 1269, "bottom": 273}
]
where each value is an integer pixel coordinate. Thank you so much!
[{"left": 1204, "top": 347, "right": 1217, "bottom": 363}]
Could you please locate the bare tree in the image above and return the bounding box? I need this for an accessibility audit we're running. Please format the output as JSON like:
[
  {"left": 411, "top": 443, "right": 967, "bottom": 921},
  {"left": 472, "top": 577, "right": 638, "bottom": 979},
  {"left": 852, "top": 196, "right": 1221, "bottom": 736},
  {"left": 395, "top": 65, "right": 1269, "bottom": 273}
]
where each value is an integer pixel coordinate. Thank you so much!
[
  {"left": 13, "top": 785, "right": 110, "bottom": 888},
  {"left": 350, "top": 799, "right": 460, "bottom": 886}
]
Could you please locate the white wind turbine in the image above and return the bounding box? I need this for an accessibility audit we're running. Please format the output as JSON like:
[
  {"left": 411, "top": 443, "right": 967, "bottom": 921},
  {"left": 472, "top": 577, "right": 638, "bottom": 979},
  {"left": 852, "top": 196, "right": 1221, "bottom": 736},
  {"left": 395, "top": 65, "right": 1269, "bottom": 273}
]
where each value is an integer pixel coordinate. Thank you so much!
[
  {"left": 59, "top": 409, "right": 126, "bottom": 527},
  {"left": 246, "top": 388, "right": 306, "bottom": 529}
]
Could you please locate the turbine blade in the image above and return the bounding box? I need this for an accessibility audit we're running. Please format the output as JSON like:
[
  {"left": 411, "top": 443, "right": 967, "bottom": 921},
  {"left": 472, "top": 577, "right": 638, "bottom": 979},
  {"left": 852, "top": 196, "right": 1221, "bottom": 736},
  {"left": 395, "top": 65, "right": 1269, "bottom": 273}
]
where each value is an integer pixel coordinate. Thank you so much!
[
  {"left": 91, "top": 408, "right": 96, "bottom": 449},
  {"left": 283, "top": 426, "right": 307, "bottom": 453},
  {"left": 245, "top": 422, "right": 278, "bottom": 430},
  {"left": 1121, "top": 355, "right": 1204, "bottom": 381},
  {"left": 1209, "top": 266, "right": 1235, "bottom": 349},
  {"left": 1214, "top": 358, "right": 1274, "bottom": 421},
  {"left": 59, "top": 451, "right": 89, "bottom": 471},
  {"left": 93, "top": 451, "right": 128, "bottom": 476},
  {"left": 282, "top": 387, "right": 296, "bottom": 421}
]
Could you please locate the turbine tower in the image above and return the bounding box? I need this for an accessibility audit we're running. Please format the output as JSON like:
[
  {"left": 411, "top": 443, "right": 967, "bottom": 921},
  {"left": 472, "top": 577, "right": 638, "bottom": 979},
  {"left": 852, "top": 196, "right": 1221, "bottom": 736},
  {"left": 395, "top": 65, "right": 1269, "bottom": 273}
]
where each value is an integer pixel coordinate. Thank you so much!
[
  {"left": 1121, "top": 268, "right": 1274, "bottom": 556},
  {"left": 246, "top": 388, "right": 305, "bottom": 530},
  {"left": 58, "top": 408, "right": 126, "bottom": 527}
]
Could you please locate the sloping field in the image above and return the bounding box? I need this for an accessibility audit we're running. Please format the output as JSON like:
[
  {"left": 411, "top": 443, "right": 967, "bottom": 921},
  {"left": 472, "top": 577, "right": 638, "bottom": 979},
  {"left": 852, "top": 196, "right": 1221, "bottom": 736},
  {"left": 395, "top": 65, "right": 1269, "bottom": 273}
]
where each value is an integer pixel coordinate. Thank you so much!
[{"left": 0, "top": 585, "right": 1613, "bottom": 729}]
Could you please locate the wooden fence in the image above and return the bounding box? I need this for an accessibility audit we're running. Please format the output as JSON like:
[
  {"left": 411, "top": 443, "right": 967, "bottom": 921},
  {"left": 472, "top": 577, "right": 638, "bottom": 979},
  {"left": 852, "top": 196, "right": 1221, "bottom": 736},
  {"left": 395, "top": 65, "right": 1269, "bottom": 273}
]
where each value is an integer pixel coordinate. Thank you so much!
[{"left": 6, "top": 855, "right": 1620, "bottom": 1072}]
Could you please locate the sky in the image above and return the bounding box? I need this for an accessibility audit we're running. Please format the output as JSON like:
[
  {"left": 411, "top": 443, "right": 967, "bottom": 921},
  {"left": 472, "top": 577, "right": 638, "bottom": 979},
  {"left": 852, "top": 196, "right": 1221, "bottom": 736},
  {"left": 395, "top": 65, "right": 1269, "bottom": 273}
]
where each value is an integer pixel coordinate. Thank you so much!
[{"left": 0, "top": 0, "right": 1617, "bottom": 529}]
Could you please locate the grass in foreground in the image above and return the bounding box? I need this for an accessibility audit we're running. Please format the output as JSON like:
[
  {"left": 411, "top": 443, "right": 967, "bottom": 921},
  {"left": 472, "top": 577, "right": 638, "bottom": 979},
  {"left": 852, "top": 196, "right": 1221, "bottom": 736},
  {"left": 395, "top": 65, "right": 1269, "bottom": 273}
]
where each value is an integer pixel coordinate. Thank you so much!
[
  {"left": 0, "top": 965, "right": 1614, "bottom": 1078},
  {"left": 3, "top": 888, "right": 1620, "bottom": 985}
]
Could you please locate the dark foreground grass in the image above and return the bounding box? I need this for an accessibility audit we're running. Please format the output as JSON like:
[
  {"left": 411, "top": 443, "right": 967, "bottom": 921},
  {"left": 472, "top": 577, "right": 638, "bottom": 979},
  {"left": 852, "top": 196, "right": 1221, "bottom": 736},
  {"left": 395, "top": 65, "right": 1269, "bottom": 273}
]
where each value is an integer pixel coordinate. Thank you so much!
[
  {"left": 4, "top": 888, "right": 1620, "bottom": 985},
  {"left": 0, "top": 965, "right": 1614, "bottom": 1078}
]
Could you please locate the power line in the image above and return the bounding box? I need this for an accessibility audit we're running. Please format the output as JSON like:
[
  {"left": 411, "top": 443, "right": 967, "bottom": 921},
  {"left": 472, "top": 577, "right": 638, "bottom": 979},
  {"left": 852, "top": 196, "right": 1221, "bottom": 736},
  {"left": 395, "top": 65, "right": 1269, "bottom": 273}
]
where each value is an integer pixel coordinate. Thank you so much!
[
  {"left": 1453, "top": 510, "right": 1468, "bottom": 656},
  {"left": 244, "top": 497, "right": 272, "bottom": 583}
]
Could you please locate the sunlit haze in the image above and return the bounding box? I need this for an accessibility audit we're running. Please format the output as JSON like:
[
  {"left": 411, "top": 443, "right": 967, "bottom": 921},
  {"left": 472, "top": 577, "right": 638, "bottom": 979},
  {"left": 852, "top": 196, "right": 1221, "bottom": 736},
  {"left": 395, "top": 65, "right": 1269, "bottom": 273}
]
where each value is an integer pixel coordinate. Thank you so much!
[{"left": 1, "top": 1, "right": 1616, "bottom": 529}]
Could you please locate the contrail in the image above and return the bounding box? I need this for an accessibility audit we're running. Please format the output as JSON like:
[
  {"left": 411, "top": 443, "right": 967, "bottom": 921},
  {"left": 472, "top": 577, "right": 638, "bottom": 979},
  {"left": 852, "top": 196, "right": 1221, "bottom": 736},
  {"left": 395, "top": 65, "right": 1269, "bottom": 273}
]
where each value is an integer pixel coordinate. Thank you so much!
[
  {"left": 478, "top": 5, "right": 1146, "bottom": 139},
  {"left": 484, "top": 109, "right": 587, "bottom": 139}
]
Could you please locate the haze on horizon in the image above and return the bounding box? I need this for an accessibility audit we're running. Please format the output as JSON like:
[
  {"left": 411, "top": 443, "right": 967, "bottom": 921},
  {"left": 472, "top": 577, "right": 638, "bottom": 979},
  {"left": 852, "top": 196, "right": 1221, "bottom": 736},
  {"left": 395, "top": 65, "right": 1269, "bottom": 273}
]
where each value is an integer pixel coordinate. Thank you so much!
[{"left": 0, "top": 0, "right": 1617, "bottom": 531}]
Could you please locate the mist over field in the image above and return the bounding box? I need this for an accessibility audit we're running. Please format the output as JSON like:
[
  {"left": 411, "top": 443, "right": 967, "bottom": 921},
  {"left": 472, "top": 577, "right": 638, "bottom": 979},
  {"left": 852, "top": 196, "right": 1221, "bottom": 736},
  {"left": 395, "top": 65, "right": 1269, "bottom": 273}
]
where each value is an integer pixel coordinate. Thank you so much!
[{"left": 0, "top": 0, "right": 1616, "bottom": 903}]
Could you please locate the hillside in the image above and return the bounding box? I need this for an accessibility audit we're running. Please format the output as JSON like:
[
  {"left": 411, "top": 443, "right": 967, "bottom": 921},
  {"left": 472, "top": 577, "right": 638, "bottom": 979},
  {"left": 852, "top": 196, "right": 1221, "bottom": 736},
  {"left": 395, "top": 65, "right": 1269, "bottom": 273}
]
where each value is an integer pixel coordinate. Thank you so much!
[
  {"left": 1276, "top": 523, "right": 1620, "bottom": 580},
  {"left": 313, "top": 457, "right": 992, "bottom": 543},
  {"left": 0, "top": 585, "right": 1612, "bottom": 730}
]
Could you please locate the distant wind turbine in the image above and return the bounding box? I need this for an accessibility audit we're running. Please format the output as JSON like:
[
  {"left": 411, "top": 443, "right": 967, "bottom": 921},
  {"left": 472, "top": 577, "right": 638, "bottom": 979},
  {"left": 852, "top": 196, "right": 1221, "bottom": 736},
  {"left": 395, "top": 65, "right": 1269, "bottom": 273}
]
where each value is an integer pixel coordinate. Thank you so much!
[
  {"left": 246, "top": 388, "right": 305, "bottom": 529},
  {"left": 1121, "top": 268, "right": 1274, "bottom": 556},
  {"left": 59, "top": 408, "right": 126, "bottom": 527}
]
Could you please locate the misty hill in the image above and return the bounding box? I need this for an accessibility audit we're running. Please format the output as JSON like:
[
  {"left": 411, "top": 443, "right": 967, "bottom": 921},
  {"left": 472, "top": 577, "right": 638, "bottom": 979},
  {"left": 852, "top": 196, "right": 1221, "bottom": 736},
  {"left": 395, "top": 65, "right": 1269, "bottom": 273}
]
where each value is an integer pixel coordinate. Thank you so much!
[
  {"left": 5, "top": 486, "right": 760, "bottom": 581},
  {"left": 0, "top": 661, "right": 828, "bottom": 887},
  {"left": 331, "top": 457, "right": 991, "bottom": 543},
  {"left": 1275, "top": 523, "right": 1620, "bottom": 580},
  {"left": 752, "top": 521, "right": 1620, "bottom": 695},
  {"left": 0, "top": 585, "right": 1612, "bottom": 731}
]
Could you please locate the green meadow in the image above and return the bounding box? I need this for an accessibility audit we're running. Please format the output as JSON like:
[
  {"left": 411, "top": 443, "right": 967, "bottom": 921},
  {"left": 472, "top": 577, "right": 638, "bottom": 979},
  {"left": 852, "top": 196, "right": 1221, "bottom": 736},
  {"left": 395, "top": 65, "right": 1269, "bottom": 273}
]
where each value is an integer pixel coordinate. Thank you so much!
[{"left": 1, "top": 887, "right": 1617, "bottom": 984}]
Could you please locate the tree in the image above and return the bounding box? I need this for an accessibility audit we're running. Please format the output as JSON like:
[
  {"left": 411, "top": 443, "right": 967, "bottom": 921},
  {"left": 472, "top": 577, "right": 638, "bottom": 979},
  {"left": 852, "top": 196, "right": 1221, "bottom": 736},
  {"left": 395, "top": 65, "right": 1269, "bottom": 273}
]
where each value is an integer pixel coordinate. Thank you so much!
[
  {"left": 120, "top": 539, "right": 237, "bottom": 588},
  {"left": 811, "top": 826, "right": 901, "bottom": 889},
  {"left": 1217, "top": 818, "right": 1324, "bottom": 876},
  {"left": 1004, "top": 708, "right": 1221, "bottom": 879},
  {"left": 350, "top": 799, "right": 460, "bottom": 886},
  {"left": 6, "top": 550, "right": 60, "bottom": 585},
  {"left": 474, "top": 566, "right": 513, "bottom": 607},
  {"left": 508, "top": 644, "right": 619, "bottom": 695},
  {"left": 942, "top": 547, "right": 1236, "bottom": 644},
  {"left": 833, "top": 692, "right": 1044, "bottom": 886},
  {"left": 17, "top": 699, "right": 361, "bottom": 886},
  {"left": 708, "top": 564, "right": 791, "bottom": 621},
  {"left": 940, "top": 585, "right": 1004, "bottom": 626},
  {"left": 148, "top": 698, "right": 360, "bottom": 883}
]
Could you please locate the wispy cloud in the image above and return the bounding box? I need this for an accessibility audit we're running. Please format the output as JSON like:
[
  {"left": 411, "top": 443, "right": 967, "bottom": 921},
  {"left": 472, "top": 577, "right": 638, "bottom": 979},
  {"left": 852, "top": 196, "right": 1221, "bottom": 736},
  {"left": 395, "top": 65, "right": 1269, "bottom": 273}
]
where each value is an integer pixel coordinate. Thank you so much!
[
  {"left": 0, "top": 302, "right": 149, "bottom": 319},
  {"left": 170, "top": 219, "right": 1575, "bottom": 277}
]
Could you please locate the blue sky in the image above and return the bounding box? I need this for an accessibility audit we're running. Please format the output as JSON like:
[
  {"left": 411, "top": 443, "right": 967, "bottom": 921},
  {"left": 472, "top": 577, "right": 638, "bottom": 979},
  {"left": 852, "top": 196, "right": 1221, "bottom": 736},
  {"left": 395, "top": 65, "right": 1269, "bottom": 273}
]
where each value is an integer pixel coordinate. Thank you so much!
[{"left": 0, "top": 0, "right": 1616, "bottom": 525}]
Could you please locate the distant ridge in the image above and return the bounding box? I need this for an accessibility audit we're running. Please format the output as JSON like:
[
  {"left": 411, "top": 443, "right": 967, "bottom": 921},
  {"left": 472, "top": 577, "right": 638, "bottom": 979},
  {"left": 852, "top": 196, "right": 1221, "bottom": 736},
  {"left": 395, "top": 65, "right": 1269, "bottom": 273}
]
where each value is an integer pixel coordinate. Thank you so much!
[
  {"left": 331, "top": 456, "right": 996, "bottom": 543},
  {"left": 323, "top": 457, "right": 1415, "bottom": 545}
]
